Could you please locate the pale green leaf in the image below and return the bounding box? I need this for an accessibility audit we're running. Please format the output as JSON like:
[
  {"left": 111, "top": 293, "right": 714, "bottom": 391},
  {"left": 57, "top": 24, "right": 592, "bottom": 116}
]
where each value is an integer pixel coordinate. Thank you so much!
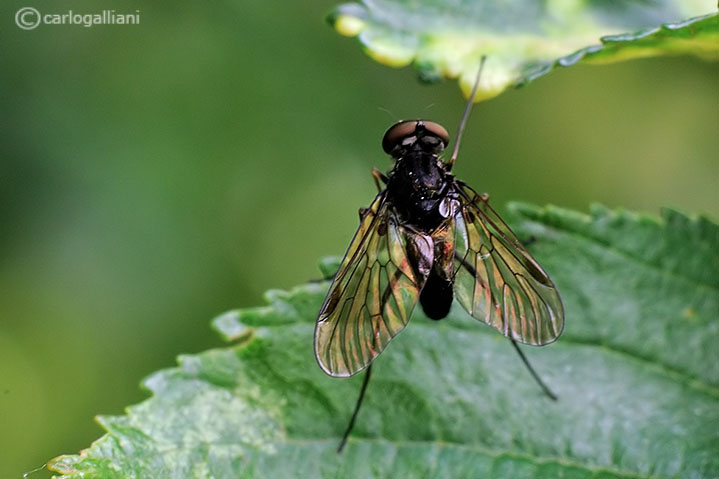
[{"left": 328, "top": 1, "right": 719, "bottom": 100}]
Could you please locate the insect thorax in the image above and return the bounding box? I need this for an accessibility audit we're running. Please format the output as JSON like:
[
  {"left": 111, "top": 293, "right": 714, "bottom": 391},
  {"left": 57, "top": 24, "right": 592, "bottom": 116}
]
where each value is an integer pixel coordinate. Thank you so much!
[{"left": 386, "top": 149, "right": 452, "bottom": 232}]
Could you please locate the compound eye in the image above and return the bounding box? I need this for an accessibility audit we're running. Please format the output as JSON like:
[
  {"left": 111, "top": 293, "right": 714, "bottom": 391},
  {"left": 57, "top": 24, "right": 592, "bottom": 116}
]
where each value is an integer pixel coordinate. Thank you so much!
[
  {"left": 422, "top": 121, "right": 450, "bottom": 148},
  {"left": 382, "top": 121, "right": 420, "bottom": 155}
]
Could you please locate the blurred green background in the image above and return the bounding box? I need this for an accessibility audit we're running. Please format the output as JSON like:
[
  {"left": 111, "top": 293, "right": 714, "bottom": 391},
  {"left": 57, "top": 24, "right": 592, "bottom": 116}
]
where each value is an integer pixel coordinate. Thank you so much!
[{"left": 1, "top": 0, "right": 717, "bottom": 477}]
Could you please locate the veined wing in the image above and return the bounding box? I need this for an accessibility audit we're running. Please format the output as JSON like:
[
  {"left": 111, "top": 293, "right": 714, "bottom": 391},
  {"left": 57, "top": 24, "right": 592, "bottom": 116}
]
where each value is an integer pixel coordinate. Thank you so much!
[
  {"left": 315, "top": 191, "right": 431, "bottom": 377},
  {"left": 451, "top": 181, "right": 564, "bottom": 345}
]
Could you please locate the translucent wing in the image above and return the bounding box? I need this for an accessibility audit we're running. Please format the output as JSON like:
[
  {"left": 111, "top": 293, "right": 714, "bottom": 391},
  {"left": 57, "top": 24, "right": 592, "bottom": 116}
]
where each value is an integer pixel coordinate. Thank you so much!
[
  {"left": 452, "top": 181, "right": 564, "bottom": 345},
  {"left": 315, "top": 191, "right": 431, "bottom": 377}
]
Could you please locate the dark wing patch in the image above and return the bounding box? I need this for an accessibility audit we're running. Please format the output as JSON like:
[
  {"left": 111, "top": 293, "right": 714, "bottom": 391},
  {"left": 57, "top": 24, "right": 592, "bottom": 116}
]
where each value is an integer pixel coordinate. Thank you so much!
[
  {"left": 452, "top": 182, "right": 564, "bottom": 345},
  {"left": 315, "top": 191, "right": 430, "bottom": 377}
]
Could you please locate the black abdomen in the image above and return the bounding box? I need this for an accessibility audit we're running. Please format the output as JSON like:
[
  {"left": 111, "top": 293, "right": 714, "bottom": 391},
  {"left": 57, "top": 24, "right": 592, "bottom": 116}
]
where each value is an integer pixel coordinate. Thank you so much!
[{"left": 420, "top": 270, "right": 453, "bottom": 320}]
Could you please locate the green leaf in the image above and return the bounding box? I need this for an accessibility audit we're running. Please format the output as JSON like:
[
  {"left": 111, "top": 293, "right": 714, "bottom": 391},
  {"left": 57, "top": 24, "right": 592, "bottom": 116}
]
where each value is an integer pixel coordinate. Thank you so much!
[
  {"left": 47, "top": 205, "right": 719, "bottom": 479},
  {"left": 328, "top": 1, "right": 719, "bottom": 100}
]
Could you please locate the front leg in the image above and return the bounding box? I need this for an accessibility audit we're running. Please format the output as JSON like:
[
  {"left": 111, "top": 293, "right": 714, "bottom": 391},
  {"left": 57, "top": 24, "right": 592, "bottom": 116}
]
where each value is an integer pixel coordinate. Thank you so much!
[
  {"left": 357, "top": 169, "right": 388, "bottom": 222},
  {"left": 371, "top": 167, "right": 388, "bottom": 193}
]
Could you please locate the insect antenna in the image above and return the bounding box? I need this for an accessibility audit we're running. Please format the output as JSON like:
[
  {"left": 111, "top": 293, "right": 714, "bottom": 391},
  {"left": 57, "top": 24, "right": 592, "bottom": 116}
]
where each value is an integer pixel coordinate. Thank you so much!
[
  {"left": 377, "top": 106, "right": 400, "bottom": 122},
  {"left": 509, "top": 339, "right": 558, "bottom": 400},
  {"left": 337, "top": 364, "right": 373, "bottom": 453},
  {"left": 448, "top": 55, "right": 487, "bottom": 171}
]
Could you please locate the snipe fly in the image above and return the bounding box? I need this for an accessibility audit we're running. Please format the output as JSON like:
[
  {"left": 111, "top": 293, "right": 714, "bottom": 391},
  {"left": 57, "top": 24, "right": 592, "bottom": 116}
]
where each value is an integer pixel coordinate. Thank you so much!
[{"left": 315, "top": 57, "right": 564, "bottom": 452}]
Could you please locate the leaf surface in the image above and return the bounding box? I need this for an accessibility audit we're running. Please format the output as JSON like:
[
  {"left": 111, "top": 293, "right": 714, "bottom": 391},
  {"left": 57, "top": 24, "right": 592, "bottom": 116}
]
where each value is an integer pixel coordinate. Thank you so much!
[
  {"left": 48, "top": 205, "right": 719, "bottom": 479},
  {"left": 328, "top": 1, "right": 719, "bottom": 100}
]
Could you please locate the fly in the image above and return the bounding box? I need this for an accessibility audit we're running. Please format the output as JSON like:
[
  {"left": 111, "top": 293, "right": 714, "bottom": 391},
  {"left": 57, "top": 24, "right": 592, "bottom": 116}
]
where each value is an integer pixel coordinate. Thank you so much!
[{"left": 314, "top": 57, "right": 565, "bottom": 452}]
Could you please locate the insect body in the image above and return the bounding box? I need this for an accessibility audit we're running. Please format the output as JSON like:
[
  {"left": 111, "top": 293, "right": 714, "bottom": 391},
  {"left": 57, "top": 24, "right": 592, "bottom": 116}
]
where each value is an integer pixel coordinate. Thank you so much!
[
  {"left": 315, "top": 119, "right": 564, "bottom": 378},
  {"left": 314, "top": 59, "right": 564, "bottom": 452},
  {"left": 383, "top": 121, "right": 457, "bottom": 321}
]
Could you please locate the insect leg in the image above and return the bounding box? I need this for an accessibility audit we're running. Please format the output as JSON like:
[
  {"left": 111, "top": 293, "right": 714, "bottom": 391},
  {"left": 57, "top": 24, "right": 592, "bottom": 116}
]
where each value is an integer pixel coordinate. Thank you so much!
[
  {"left": 448, "top": 55, "right": 486, "bottom": 171},
  {"left": 509, "top": 339, "right": 558, "bottom": 401},
  {"left": 337, "top": 363, "right": 373, "bottom": 453},
  {"left": 371, "top": 168, "right": 388, "bottom": 193},
  {"left": 337, "top": 263, "right": 408, "bottom": 452}
]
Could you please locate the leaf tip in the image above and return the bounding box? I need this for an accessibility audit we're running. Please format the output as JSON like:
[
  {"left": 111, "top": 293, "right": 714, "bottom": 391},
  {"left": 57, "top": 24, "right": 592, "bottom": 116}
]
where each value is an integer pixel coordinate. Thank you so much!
[
  {"left": 318, "top": 256, "right": 341, "bottom": 279},
  {"left": 333, "top": 13, "right": 365, "bottom": 37},
  {"left": 212, "top": 310, "right": 255, "bottom": 341},
  {"left": 46, "top": 455, "right": 78, "bottom": 475},
  {"left": 327, "top": 3, "right": 368, "bottom": 37},
  {"left": 506, "top": 201, "right": 542, "bottom": 217}
]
